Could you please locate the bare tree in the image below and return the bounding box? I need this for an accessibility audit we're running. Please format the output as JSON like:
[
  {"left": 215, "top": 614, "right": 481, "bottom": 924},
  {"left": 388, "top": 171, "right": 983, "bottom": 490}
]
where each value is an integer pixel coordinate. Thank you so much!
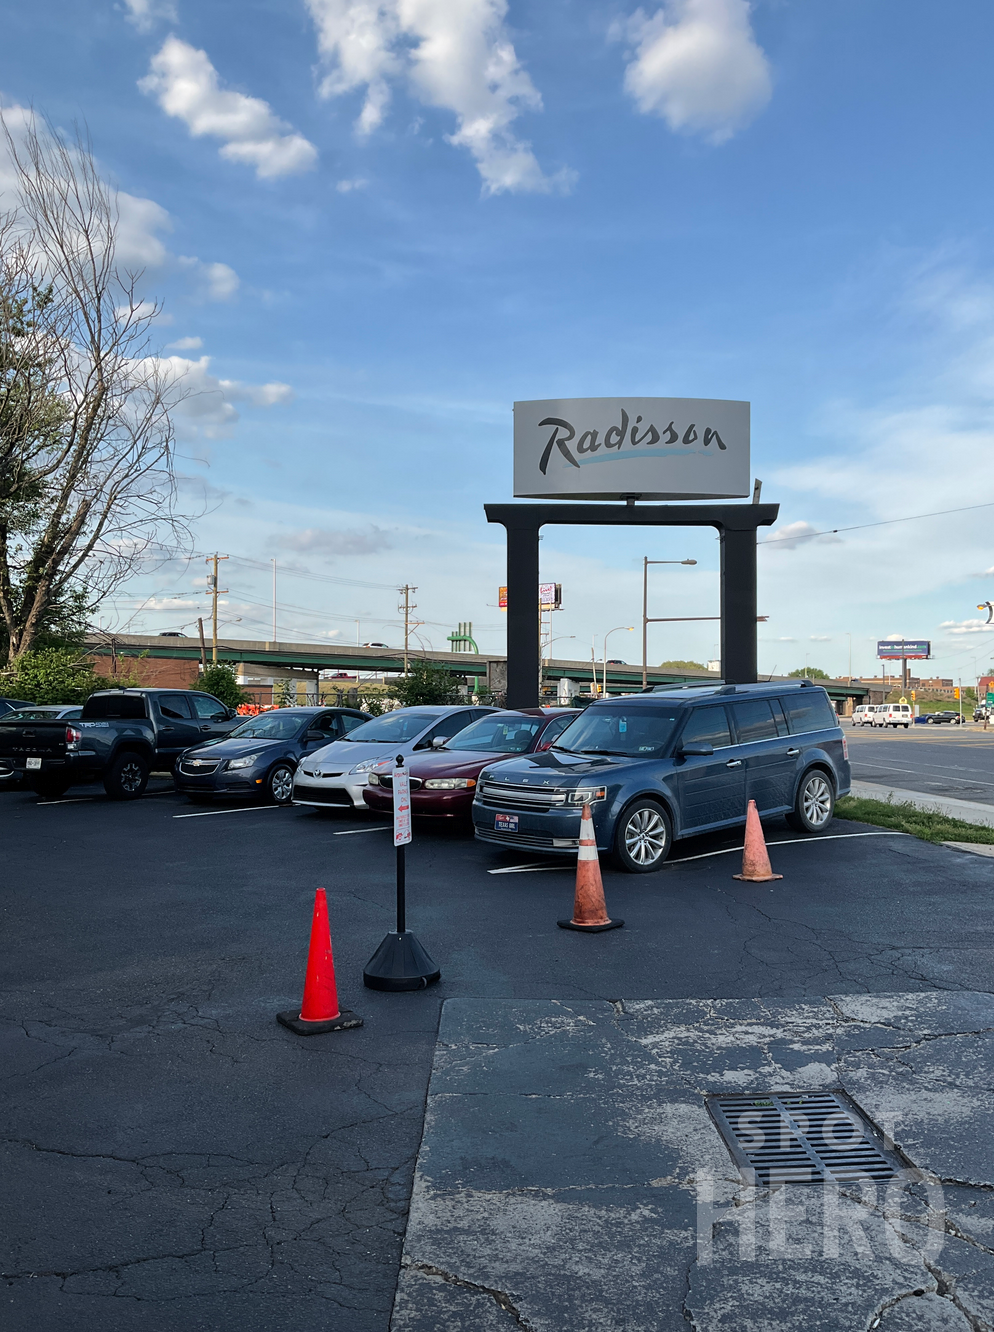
[{"left": 0, "top": 116, "right": 188, "bottom": 664}]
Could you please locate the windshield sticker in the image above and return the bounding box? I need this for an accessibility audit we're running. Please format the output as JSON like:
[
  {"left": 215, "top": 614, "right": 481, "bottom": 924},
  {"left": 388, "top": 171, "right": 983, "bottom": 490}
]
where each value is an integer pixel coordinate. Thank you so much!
[{"left": 619, "top": 720, "right": 627, "bottom": 732}]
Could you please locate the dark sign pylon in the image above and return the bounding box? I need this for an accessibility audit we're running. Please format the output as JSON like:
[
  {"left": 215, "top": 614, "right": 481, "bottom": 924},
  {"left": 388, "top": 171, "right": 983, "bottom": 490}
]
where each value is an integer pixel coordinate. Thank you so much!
[{"left": 363, "top": 754, "right": 441, "bottom": 991}]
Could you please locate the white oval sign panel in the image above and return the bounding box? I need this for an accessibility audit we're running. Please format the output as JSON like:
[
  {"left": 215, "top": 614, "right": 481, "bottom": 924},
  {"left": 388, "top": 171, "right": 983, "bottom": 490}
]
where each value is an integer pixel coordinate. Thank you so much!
[{"left": 513, "top": 397, "right": 750, "bottom": 500}]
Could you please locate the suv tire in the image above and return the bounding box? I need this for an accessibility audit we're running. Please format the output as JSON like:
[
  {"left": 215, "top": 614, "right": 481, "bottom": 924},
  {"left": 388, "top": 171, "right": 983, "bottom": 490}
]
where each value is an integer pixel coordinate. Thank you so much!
[
  {"left": 611, "top": 799, "right": 672, "bottom": 873},
  {"left": 266, "top": 762, "right": 295, "bottom": 805},
  {"left": 103, "top": 752, "right": 149, "bottom": 800},
  {"left": 785, "top": 769, "right": 835, "bottom": 834}
]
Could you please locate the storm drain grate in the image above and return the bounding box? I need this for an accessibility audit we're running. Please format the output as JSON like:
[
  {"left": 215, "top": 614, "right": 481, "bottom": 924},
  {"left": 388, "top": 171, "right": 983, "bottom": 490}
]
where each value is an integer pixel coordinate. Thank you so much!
[{"left": 706, "top": 1091, "right": 899, "bottom": 1186}]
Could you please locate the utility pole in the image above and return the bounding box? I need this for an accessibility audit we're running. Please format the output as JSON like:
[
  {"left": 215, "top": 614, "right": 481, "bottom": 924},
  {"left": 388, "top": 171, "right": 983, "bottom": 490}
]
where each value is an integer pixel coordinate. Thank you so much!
[
  {"left": 205, "top": 553, "right": 228, "bottom": 663},
  {"left": 399, "top": 585, "right": 417, "bottom": 674},
  {"left": 197, "top": 617, "right": 207, "bottom": 670}
]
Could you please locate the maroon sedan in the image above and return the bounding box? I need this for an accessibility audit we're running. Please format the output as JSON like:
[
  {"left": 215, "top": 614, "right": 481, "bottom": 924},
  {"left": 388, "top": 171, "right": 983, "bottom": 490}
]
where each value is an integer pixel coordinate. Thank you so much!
[{"left": 363, "top": 708, "right": 578, "bottom": 819}]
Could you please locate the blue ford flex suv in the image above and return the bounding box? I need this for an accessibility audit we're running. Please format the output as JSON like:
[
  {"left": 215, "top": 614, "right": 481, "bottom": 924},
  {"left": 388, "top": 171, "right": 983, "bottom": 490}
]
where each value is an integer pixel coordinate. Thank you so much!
[{"left": 471, "top": 681, "right": 850, "bottom": 872}]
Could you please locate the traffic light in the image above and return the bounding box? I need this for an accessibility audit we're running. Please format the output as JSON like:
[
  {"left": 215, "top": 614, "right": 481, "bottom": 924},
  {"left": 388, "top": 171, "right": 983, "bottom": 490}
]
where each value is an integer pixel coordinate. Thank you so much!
[
  {"left": 955, "top": 687, "right": 961, "bottom": 699},
  {"left": 910, "top": 691, "right": 916, "bottom": 701}
]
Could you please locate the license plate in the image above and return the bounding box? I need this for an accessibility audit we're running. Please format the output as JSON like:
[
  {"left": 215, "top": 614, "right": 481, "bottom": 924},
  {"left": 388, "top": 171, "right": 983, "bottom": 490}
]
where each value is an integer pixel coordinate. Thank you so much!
[
  {"left": 495, "top": 813, "right": 518, "bottom": 832},
  {"left": 26, "top": 757, "right": 41, "bottom": 770}
]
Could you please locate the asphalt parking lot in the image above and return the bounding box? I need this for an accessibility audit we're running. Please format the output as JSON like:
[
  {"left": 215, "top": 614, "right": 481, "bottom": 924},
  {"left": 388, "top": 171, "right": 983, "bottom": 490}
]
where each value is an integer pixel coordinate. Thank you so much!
[
  {"left": 847, "top": 720, "right": 994, "bottom": 804},
  {"left": 3, "top": 780, "right": 994, "bottom": 1331}
]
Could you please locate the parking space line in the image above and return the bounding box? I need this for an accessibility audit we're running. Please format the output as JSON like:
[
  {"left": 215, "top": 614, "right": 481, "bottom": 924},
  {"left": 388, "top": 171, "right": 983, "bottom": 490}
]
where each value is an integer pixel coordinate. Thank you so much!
[
  {"left": 488, "top": 861, "right": 569, "bottom": 875},
  {"left": 173, "top": 805, "right": 285, "bottom": 819},
  {"left": 333, "top": 826, "right": 391, "bottom": 835},
  {"left": 671, "top": 831, "right": 908, "bottom": 864}
]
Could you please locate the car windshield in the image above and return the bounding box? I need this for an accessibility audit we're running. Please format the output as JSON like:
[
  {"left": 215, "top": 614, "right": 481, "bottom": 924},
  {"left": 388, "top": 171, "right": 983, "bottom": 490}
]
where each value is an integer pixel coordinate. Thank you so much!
[
  {"left": 445, "top": 715, "right": 544, "bottom": 753},
  {"left": 229, "top": 713, "right": 306, "bottom": 740},
  {"left": 341, "top": 710, "right": 439, "bottom": 742},
  {"left": 553, "top": 705, "right": 682, "bottom": 757}
]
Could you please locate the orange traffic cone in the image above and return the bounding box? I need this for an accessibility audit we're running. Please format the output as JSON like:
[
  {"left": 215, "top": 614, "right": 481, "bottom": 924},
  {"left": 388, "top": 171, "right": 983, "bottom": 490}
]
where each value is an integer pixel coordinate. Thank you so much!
[
  {"left": 277, "top": 888, "right": 364, "bottom": 1035},
  {"left": 558, "top": 804, "right": 624, "bottom": 932},
  {"left": 732, "top": 800, "right": 783, "bottom": 883}
]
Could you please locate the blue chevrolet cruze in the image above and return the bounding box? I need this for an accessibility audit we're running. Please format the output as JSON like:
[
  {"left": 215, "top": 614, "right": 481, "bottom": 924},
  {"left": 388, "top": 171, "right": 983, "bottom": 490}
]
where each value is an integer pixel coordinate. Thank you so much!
[{"left": 471, "top": 681, "right": 850, "bottom": 872}]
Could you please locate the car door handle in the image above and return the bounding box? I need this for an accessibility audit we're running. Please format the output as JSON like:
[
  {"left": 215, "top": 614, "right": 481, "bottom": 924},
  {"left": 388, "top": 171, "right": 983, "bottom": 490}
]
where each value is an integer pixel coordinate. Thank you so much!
[
  {"left": 786, "top": 748, "right": 799, "bottom": 756},
  {"left": 725, "top": 759, "right": 743, "bottom": 768},
  {"left": 161, "top": 726, "right": 175, "bottom": 732},
  {"left": 200, "top": 725, "right": 211, "bottom": 731}
]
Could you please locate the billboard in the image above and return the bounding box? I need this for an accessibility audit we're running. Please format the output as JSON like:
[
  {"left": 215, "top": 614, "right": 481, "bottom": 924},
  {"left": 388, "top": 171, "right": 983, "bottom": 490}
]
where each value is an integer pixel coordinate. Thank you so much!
[
  {"left": 513, "top": 397, "right": 750, "bottom": 501},
  {"left": 877, "top": 640, "right": 930, "bottom": 660},
  {"left": 498, "top": 584, "right": 562, "bottom": 609}
]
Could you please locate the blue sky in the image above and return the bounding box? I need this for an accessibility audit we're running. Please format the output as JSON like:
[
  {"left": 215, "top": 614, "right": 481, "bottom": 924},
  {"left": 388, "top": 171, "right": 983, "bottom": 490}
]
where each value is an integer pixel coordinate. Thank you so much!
[{"left": 4, "top": 0, "right": 994, "bottom": 682}]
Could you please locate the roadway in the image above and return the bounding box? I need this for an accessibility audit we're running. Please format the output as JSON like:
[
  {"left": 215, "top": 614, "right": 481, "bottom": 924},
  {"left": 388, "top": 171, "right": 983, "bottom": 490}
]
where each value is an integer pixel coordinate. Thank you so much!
[{"left": 846, "top": 719, "right": 994, "bottom": 806}]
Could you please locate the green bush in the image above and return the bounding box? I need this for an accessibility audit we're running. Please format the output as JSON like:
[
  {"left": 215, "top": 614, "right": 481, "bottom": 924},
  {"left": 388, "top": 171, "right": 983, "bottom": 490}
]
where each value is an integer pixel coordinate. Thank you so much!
[
  {"left": 191, "top": 664, "right": 248, "bottom": 709},
  {"left": 1, "top": 647, "right": 103, "bottom": 704}
]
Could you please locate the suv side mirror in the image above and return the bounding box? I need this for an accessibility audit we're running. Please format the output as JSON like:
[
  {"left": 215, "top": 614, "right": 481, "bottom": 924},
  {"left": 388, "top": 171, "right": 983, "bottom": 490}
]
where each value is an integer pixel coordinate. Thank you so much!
[
  {"left": 679, "top": 741, "right": 714, "bottom": 757},
  {"left": 227, "top": 707, "right": 238, "bottom": 720},
  {"left": 431, "top": 736, "right": 447, "bottom": 749}
]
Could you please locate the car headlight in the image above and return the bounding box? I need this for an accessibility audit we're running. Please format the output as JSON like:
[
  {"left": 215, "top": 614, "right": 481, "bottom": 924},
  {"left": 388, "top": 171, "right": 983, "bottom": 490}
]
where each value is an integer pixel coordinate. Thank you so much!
[
  {"left": 349, "top": 758, "right": 385, "bottom": 775},
  {"left": 424, "top": 778, "right": 476, "bottom": 790},
  {"left": 566, "top": 786, "right": 607, "bottom": 804},
  {"left": 227, "top": 753, "right": 262, "bottom": 770}
]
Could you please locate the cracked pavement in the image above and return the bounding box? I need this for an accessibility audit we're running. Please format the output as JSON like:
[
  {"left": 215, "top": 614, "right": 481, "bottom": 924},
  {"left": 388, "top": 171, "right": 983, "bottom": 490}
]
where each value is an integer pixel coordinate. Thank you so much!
[
  {"left": 395, "top": 994, "right": 994, "bottom": 1331},
  {"left": 3, "top": 784, "right": 994, "bottom": 1329}
]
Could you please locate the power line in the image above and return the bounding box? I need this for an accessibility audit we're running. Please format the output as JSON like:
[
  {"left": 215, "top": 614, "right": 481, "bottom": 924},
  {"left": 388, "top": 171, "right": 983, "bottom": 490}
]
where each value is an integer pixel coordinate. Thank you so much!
[{"left": 759, "top": 499, "right": 994, "bottom": 546}]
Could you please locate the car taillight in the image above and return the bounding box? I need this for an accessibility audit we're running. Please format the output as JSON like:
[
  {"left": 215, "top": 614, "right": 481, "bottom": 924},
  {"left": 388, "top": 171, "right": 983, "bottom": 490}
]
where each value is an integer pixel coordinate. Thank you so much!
[
  {"left": 66, "top": 726, "right": 82, "bottom": 749},
  {"left": 842, "top": 735, "right": 848, "bottom": 761}
]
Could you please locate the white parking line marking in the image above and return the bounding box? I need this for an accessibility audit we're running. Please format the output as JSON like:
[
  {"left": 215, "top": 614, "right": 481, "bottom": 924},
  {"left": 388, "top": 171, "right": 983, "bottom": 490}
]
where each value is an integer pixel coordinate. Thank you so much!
[
  {"left": 36, "top": 790, "right": 177, "bottom": 807},
  {"left": 488, "top": 863, "right": 570, "bottom": 874},
  {"left": 488, "top": 861, "right": 569, "bottom": 875},
  {"left": 671, "top": 831, "right": 908, "bottom": 864},
  {"left": 334, "top": 826, "right": 392, "bottom": 835},
  {"left": 173, "top": 805, "right": 286, "bottom": 819}
]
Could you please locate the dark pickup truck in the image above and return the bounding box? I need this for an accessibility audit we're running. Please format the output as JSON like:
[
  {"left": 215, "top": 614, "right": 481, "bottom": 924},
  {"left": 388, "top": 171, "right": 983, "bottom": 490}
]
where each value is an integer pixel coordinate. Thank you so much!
[{"left": 0, "top": 687, "right": 240, "bottom": 799}]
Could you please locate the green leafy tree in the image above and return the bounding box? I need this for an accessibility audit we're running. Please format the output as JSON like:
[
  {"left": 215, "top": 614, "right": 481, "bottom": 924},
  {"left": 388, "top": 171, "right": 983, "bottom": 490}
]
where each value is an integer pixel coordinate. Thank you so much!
[
  {"left": 192, "top": 664, "right": 247, "bottom": 710},
  {"left": 659, "top": 659, "right": 708, "bottom": 672},
  {"left": 391, "top": 661, "right": 459, "bottom": 707},
  {"left": 787, "top": 667, "right": 831, "bottom": 680},
  {"left": 1, "top": 645, "right": 102, "bottom": 703}
]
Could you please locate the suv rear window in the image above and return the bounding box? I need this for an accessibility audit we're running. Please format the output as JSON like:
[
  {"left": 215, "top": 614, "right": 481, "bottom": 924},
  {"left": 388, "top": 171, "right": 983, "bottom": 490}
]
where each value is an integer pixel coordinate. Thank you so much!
[
  {"left": 782, "top": 691, "right": 837, "bottom": 734},
  {"left": 82, "top": 694, "right": 147, "bottom": 720}
]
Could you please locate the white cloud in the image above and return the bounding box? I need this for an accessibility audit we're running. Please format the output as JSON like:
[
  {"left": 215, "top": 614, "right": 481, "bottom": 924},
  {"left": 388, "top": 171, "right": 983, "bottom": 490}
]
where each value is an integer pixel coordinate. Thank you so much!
[
  {"left": 270, "top": 526, "right": 393, "bottom": 555},
  {"left": 149, "top": 355, "right": 294, "bottom": 438},
  {"left": 177, "top": 255, "right": 240, "bottom": 301},
  {"left": 306, "top": 0, "right": 570, "bottom": 195},
  {"left": 122, "top": 0, "right": 176, "bottom": 31},
  {"left": 940, "top": 619, "right": 994, "bottom": 635},
  {"left": 1, "top": 100, "right": 239, "bottom": 305},
  {"left": 336, "top": 177, "right": 368, "bottom": 193},
  {"left": 761, "top": 520, "right": 841, "bottom": 551},
  {"left": 139, "top": 38, "right": 319, "bottom": 179},
  {"left": 167, "top": 335, "right": 203, "bottom": 350},
  {"left": 621, "top": 0, "right": 771, "bottom": 144}
]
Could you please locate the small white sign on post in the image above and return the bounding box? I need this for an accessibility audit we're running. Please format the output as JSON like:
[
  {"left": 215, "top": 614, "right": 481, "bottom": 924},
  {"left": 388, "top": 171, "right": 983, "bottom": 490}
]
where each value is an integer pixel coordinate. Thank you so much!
[{"left": 393, "top": 764, "right": 412, "bottom": 847}]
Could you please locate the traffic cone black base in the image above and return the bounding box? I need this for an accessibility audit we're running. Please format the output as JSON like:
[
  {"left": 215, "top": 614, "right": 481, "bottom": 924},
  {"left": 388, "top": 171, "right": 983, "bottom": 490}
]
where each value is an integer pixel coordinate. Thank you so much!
[
  {"left": 363, "top": 930, "right": 440, "bottom": 991},
  {"left": 557, "top": 918, "right": 624, "bottom": 933},
  {"left": 276, "top": 1009, "right": 364, "bottom": 1036}
]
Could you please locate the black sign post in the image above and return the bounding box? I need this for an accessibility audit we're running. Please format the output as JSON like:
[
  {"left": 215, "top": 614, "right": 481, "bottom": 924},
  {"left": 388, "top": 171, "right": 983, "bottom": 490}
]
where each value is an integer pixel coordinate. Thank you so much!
[
  {"left": 486, "top": 502, "right": 780, "bottom": 707},
  {"left": 363, "top": 754, "right": 440, "bottom": 992}
]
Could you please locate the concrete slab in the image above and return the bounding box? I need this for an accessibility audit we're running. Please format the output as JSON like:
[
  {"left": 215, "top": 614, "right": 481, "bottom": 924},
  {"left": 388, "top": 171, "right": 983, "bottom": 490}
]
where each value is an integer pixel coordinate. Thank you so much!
[
  {"left": 849, "top": 780, "right": 994, "bottom": 827},
  {"left": 943, "top": 841, "right": 994, "bottom": 857},
  {"left": 394, "top": 995, "right": 994, "bottom": 1331}
]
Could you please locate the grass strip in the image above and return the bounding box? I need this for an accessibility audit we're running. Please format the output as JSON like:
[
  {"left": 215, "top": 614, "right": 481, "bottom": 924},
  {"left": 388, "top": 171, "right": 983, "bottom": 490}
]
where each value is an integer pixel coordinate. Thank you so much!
[{"left": 836, "top": 795, "right": 994, "bottom": 845}]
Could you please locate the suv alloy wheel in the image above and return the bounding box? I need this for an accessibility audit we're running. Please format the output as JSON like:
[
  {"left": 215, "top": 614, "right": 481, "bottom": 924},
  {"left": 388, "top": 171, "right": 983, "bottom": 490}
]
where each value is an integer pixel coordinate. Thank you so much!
[
  {"left": 612, "top": 800, "right": 672, "bottom": 873},
  {"left": 785, "top": 769, "right": 834, "bottom": 833}
]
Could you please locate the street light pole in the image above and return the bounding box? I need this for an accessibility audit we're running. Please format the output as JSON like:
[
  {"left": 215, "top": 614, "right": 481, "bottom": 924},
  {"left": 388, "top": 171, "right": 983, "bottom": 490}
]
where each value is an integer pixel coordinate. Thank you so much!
[
  {"left": 603, "top": 626, "right": 634, "bottom": 696},
  {"left": 641, "top": 557, "right": 698, "bottom": 688}
]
